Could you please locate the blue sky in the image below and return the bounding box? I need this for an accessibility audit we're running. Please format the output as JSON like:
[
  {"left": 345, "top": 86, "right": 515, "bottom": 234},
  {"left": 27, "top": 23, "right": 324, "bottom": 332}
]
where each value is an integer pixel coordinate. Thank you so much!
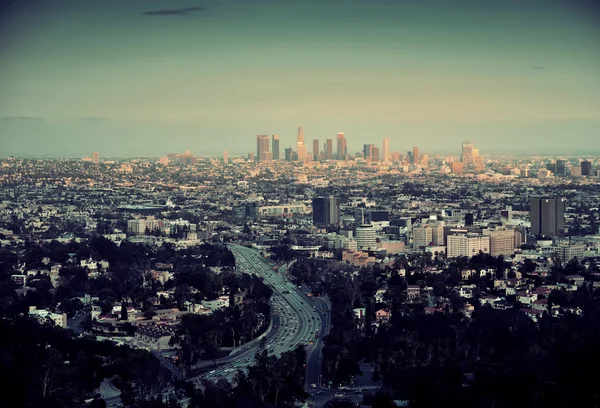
[{"left": 1, "top": 0, "right": 599, "bottom": 157}]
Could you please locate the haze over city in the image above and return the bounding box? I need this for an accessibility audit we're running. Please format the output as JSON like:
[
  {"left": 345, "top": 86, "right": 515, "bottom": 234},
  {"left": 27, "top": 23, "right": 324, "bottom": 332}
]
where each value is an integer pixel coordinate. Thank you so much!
[{"left": 1, "top": 0, "right": 600, "bottom": 157}]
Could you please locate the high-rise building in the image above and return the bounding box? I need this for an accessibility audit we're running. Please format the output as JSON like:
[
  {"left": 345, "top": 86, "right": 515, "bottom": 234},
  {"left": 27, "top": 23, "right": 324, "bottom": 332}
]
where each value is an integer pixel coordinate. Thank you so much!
[
  {"left": 296, "top": 126, "right": 306, "bottom": 161},
  {"left": 248, "top": 152, "right": 255, "bottom": 162},
  {"left": 556, "top": 160, "right": 567, "bottom": 176},
  {"left": 326, "top": 139, "right": 333, "bottom": 160},
  {"left": 256, "top": 135, "right": 270, "bottom": 162},
  {"left": 447, "top": 234, "right": 490, "bottom": 258},
  {"left": 412, "top": 146, "right": 419, "bottom": 165},
  {"left": 555, "top": 243, "right": 586, "bottom": 262},
  {"left": 284, "top": 147, "right": 293, "bottom": 161},
  {"left": 223, "top": 151, "right": 228, "bottom": 163},
  {"left": 312, "top": 196, "right": 340, "bottom": 226},
  {"left": 272, "top": 135, "right": 280, "bottom": 160},
  {"left": 421, "top": 154, "right": 429, "bottom": 166},
  {"left": 530, "top": 197, "right": 565, "bottom": 236},
  {"left": 372, "top": 146, "right": 380, "bottom": 162},
  {"left": 451, "top": 162, "right": 464, "bottom": 174},
  {"left": 382, "top": 138, "right": 389, "bottom": 163},
  {"left": 336, "top": 133, "right": 347, "bottom": 159},
  {"left": 313, "top": 139, "right": 320, "bottom": 161},
  {"left": 581, "top": 160, "right": 592, "bottom": 176},
  {"left": 461, "top": 142, "right": 474, "bottom": 165},
  {"left": 363, "top": 144, "right": 375, "bottom": 162},
  {"left": 413, "top": 226, "right": 433, "bottom": 249},
  {"left": 355, "top": 224, "right": 376, "bottom": 249},
  {"left": 92, "top": 151, "right": 99, "bottom": 165},
  {"left": 297, "top": 142, "right": 307, "bottom": 161},
  {"left": 297, "top": 126, "right": 304, "bottom": 144},
  {"left": 487, "top": 229, "right": 516, "bottom": 257}
]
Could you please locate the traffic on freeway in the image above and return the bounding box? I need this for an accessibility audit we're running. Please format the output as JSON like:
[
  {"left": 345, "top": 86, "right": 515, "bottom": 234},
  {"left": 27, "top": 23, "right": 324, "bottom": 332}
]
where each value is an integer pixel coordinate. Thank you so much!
[{"left": 194, "top": 244, "right": 323, "bottom": 386}]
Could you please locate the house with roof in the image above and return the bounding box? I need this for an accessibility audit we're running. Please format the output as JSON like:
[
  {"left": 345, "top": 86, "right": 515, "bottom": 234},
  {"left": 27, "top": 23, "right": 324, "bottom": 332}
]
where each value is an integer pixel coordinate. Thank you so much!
[{"left": 375, "top": 308, "right": 391, "bottom": 323}]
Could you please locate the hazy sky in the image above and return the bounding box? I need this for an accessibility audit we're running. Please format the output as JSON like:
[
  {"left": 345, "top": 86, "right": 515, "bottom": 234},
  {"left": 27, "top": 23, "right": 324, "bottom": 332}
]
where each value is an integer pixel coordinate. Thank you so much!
[{"left": 1, "top": 0, "right": 599, "bottom": 157}]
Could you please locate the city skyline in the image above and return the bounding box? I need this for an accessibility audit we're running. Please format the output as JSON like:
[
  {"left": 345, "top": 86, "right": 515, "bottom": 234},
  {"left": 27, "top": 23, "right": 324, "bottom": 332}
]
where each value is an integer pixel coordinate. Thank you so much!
[{"left": 1, "top": 0, "right": 600, "bottom": 157}]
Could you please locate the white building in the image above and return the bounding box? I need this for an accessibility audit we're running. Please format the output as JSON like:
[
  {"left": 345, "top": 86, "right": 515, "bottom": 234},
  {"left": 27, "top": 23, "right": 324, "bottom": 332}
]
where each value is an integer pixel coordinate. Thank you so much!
[
  {"left": 355, "top": 224, "right": 376, "bottom": 249},
  {"left": 447, "top": 234, "right": 490, "bottom": 258},
  {"left": 29, "top": 306, "right": 67, "bottom": 328},
  {"left": 201, "top": 295, "right": 230, "bottom": 312}
]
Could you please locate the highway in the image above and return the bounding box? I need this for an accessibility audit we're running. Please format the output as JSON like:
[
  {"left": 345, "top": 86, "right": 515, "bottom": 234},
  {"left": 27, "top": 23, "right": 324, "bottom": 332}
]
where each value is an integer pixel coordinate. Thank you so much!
[{"left": 194, "top": 244, "right": 323, "bottom": 385}]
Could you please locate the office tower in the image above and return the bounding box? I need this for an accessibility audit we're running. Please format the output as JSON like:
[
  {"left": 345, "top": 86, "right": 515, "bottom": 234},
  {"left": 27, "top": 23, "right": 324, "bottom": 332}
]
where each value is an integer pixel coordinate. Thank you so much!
[
  {"left": 447, "top": 234, "right": 490, "bottom": 258},
  {"left": 313, "top": 139, "right": 320, "bottom": 161},
  {"left": 336, "top": 132, "right": 347, "bottom": 159},
  {"left": 407, "top": 151, "right": 413, "bottom": 164},
  {"left": 382, "top": 138, "right": 389, "bottom": 163},
  {"left": 296, "top": 126, "right": 306, "bottom": 161},
  {"left": 312, "top": 196, "right": 340, "bottom": 226},
  {"left": 412, "top": 146, "right": 419, "bottom": 165},
  {"left": 391, "top": 152, "right": 400, "bottom": 162},
  {"left": 363, "top": 144, "right": 375, "bottom": 161},
  {"left": 451, "top": 162, "right": 464, "bottom": 174},
  {"left": 421, "top": 154, "right": 429, "bottom": 166},
  {"left": 488, "top": 229, "right": 516, "bottom": 257},
  {"left": 472, "top": 148, "right": 479, "bottom": 160},
  {"left": 326, "top": 139, "right": 333, "bottom": 160},
  {"left": 355, "top": 224, "right": 376, "bottom": 249},
  {"left": 297, "top": 142, "right": 307, "bottom": 161},
  {"left": 581, "top": 160, "right": 592, "bottom": 176},
  {"left": 256, "top": 135, "right": 270, "bottom": 162},
  {"left": 272, "top": 135, "right": 280, "bottom": 160},
  {"left": 413, "top": 226, "right": 433, "bottom": 249},
  {"left": 462, "top": 142, "right": 474, "bottom": 164},
  {"left": 465, "top": 213, "right": 474, "bottom": 226},
  {"left": 284, "top": 147, "right": 293, "bottom": 162},
  {"left": 297, "top": 126, "right": 304, "bottom": 144},
  {"left": 223, "top": 151, "right": 228, "bottom": 163},
  {"left": 530, "top": 197, "right": 565, "bottom": 236},
  {"left": 92, "top": 151, "right": 99, "bottom": 165},
  {"left": 431, "top": 222, "right": 445, "bottom": 245},
  {"left": 248, "top": 152, "right": 255, "bottom": 162},
  {"left": 556, "top": 159, "right": 566, "bottom": 176},
  {"left": 570, "top": 166, "right": 582, "bottom": 176},
  {"left": 521, "top": 168, "right": 531, "bottom": 178},
  {"left": 372, "top": 146, "right": 380, "bottom": 162},
  {"left": 555, "top": 243, "right": 586, "bottom": 262}
]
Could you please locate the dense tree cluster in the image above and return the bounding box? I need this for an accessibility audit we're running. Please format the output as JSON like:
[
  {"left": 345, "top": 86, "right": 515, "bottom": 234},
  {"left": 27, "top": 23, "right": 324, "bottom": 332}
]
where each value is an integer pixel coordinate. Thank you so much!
[
  {"left": 0, "top": 317, "right": 171, "bottom": 408},
  {"left": 182, "top": 340, "right": 308, "bottom": 408},
  {"left": 312, "top": 253, "right": 600, "bottom": 408}
]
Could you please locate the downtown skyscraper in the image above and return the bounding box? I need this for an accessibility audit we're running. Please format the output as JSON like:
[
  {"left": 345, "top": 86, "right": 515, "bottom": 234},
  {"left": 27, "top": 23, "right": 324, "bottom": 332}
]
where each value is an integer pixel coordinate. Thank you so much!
[
  {"left": 256, "top": 135, "right": 271, "bottom": 162},
  {"left": 272, "top": 135, "right": 280, "bottom": 160},
  {"left": 336, "top": 132, "right": 347, "bottom": 160},
  {"left": 325, "top": 139, "right": 333, "bottom": 160},
  {"left": 296, "top": 126, "right": 306, "bottom": 161},
  {"left": 412, "top": 146, "right": 419, "bottom": 165},
  {"left": 462, "top": 142, "right": 474, "bottom": 165},
  {"left": 312, "top": 139, "right": 319, "bottom": 161},
  {"left": 382, "top": 138, "right": 389, "bottom": 163}
]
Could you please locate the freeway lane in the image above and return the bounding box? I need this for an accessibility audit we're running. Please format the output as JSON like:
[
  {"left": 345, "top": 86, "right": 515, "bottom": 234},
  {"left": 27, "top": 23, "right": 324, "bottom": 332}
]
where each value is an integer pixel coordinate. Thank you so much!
[
  {"left": 305, "top": 296, "right": 331, "bottom": 389},
  {"left": 193, "top": 245, "right": 322, "bottom": 385},
  {"left": 208, "top": 244, "right": 323, "bottom": 384}
]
